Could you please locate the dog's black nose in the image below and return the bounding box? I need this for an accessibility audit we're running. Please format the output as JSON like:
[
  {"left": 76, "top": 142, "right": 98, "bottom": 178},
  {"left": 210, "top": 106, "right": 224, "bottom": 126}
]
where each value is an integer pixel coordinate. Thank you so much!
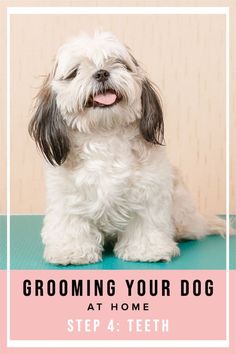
[{"left": 93, "top": 69, "right": 110, "bottom": 82}]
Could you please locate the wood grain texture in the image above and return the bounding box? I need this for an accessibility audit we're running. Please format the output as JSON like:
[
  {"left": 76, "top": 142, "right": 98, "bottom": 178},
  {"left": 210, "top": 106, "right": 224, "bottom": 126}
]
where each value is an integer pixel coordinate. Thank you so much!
[{"left": 0, "top": 0, "right": 235, "bottom": 214}]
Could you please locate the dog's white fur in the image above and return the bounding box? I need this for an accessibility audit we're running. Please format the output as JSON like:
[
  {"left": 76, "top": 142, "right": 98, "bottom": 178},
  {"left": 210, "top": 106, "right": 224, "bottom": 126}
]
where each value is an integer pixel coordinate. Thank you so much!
[{"left": 29, "top": 32, "right": 225, "bottom": 265}]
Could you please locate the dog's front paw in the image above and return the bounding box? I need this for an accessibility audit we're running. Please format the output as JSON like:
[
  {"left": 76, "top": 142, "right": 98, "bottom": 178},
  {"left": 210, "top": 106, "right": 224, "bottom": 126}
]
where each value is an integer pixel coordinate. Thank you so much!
[
  {"left": 114, "top": 241, "right": 180, "bottom": 262},
  {"left": 44, "top": 244, "right": 102, "bottom": 265}
]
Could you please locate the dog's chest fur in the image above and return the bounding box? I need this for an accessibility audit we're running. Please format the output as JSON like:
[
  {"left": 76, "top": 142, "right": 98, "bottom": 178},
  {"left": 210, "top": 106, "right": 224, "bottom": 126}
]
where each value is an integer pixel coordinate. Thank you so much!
[{"left": 52, "top": 129, "right": 158, "bottom": 234}]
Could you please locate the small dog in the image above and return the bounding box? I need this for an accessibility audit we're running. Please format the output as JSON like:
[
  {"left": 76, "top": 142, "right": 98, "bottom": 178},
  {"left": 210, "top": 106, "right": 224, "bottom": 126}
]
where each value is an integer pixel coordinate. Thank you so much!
[{"left": 29, "top": 32, "right": 225, "bottom": 265}]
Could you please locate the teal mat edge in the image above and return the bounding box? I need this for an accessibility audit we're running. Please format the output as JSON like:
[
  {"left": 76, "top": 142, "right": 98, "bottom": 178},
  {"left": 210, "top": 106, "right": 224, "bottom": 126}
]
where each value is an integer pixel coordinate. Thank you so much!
[{"left": 0, "top": 215, "right": 236, "bottom": 270}]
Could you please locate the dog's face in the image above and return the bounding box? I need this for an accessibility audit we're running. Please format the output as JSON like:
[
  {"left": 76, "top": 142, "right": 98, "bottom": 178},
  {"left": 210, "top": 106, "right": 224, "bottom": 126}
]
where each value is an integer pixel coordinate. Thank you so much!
[
  {"left": 29, "top": 32, "right": 164, "bottom": 165},
  {"left": 53, "top": 32, "right": 142, "bottom": 130}
]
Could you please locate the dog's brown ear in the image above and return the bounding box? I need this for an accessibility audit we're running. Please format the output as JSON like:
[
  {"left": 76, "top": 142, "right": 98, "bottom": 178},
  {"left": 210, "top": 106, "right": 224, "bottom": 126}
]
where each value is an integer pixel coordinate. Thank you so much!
[
  {"left": 140, "top": 79, "right": 164, "bottom": 145},
  {"left": 28, "top": 75, "right": 70, "bottom": 166}
]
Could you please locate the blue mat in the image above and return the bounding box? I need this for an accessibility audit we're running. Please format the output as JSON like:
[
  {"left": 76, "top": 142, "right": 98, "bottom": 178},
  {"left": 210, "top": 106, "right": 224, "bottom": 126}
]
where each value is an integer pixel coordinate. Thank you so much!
[{"left": 0, "top": 215, "right": 235, "bottom": 270}]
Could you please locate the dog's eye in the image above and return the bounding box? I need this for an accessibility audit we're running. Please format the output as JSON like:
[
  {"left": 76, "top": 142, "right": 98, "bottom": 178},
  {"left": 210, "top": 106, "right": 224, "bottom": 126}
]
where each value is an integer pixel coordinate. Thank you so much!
[
  {"left": 64, "top": 67, "right": 78, "bottom": 80},
  {"left": 114, "top": 59, "right": 132, "bottom": 72}
]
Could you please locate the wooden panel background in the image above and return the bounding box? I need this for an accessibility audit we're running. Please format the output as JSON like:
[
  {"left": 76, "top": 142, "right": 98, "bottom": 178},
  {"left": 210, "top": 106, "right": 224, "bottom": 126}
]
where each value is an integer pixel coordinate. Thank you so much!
[{"left": 0, "top": 0, "right": 235, "bottom": 215}]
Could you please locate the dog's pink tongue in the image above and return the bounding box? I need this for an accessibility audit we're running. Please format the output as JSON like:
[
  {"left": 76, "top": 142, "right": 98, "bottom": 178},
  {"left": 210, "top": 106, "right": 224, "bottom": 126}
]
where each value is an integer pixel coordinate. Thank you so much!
[{"left": 93, "top": 92, "right": 117, "bottom": 105}]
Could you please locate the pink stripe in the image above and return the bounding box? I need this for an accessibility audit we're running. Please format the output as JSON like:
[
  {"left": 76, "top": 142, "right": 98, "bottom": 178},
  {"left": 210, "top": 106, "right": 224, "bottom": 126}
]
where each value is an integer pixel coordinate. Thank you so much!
[{"left": 1, "top": 270, "right": 236, "bottom": 352}]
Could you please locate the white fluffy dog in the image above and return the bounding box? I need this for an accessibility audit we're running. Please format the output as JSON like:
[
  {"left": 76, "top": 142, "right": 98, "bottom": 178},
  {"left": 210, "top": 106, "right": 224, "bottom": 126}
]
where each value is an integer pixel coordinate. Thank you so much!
[{"left": 29, "top": 32, "right": 224, "bottom": 265}]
